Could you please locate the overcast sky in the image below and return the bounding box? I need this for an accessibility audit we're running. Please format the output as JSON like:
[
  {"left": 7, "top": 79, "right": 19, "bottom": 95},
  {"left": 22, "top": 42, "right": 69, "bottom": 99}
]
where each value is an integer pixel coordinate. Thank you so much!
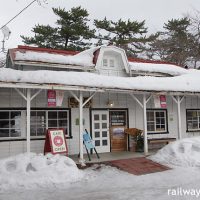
[{"left": 1, "top": 0, "right": 200, "bottom": 50}]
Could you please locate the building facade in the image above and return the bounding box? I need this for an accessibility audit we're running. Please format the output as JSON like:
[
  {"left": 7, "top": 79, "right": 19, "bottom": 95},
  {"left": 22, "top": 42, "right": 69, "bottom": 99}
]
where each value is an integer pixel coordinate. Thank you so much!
[{"left": 0, "top": 45, "right": 199, "bottom": 159}]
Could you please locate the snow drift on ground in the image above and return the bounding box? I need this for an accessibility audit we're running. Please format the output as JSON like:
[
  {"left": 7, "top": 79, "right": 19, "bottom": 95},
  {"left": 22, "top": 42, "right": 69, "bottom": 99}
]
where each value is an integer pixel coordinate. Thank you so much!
[
  {"left": 150, "top": 137, "right": 200, "bottom": 167},
  {"left": 0, "top": 153, "right": 84, "bottom": 191}
]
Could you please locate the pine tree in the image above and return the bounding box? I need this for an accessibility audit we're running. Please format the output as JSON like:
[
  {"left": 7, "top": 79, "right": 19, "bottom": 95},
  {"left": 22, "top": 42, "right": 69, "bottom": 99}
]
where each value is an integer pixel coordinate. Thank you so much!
[
  {"left": 148, "top": 17, "right": 192, "bottom": 65},
  {"left": 94, "top": 17, "right": 156, "bottom": 56},
  {"left": 21, "top": 6, "right": 96, "bottom": 51}
]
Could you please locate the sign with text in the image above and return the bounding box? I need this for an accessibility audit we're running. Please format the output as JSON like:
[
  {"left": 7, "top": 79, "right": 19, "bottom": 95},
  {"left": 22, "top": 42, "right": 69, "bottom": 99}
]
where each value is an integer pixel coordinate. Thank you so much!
[
  {"left": 56, "top": 90, "right": 64, "bottom": 106},
  {"left": 160, "top": 95, "right": 167, "bottom": 108},
  {"left": 44, "top": 129, "right": 68, "bottom": 155},
  {"left": 47, "top": 90, "right": 56, "bottom": 107},
  {"left": 153, "top": 95, "right": 167, "bottom": 108}
]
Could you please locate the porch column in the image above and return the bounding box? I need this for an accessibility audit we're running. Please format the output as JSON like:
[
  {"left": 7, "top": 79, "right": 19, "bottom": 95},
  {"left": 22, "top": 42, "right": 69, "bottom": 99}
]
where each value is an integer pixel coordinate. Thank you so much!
[
  {"left": 172, "top": 95, "right": 184, "bottom": 139},
  {"left": 15, "top": 88, "right": 42, "bottom": 153},
  {"left": 130, "top": 93, "right": 151, "bottom": 155},
  {"left": 26, "top": 88, "right": 31, "bottom": 153},
  {"left": 143, "top": 94, "right": 148, "bottom": 155},
  {"left": 79, "top": 91, "right": 85, "bottom": 165}
]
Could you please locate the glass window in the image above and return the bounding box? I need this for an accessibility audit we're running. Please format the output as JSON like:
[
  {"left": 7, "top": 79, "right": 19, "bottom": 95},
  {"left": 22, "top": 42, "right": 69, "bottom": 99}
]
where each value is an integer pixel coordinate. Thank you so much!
[
  {"left": 187, "top": 110, "right": 200, "bottom": 131},
  {"left": 31, "top": 110, "right": 69, "bottom": 137},
  {"left": 0, "top": 111, "right": 22, "bottom": 138},
  {"left": 147, "top": 110, "right": 167, "bottom": 133},
  {"left": 103, "top": 59, "right": 108, "bottom": 67}
]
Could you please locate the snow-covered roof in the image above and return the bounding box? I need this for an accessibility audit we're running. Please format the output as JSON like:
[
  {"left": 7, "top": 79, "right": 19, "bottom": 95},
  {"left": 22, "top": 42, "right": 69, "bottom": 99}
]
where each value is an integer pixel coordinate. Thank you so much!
[
  {"left": 8, "top": 46, "right": 187, "bottom": 77},
  {"left": 9, "top": 46, "right": 99, "bottom": 68},
  {"left": 0, "top": 68, "right": 200, "bottom": 95},
  {"left": 129, "top": 62, "right": 188, "bottom": 76}
]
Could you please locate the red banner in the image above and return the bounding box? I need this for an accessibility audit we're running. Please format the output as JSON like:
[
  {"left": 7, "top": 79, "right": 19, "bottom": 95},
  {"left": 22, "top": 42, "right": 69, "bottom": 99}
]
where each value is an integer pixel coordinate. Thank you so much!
[
  {"left": 160, "top": 95, "right": 167, "bottom": 108},
  {"left": 47, "top": 90, "right": 56, "bottom": 107}
]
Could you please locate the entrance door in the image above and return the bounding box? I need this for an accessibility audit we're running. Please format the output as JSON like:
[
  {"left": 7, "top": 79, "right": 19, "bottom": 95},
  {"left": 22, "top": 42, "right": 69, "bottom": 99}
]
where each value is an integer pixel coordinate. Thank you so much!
[
  {"left": 91, "top": 110, "right": 110, "bottom": 153},
  {"left": 110, "top": 110, "right": 127, "bottom": 152}
]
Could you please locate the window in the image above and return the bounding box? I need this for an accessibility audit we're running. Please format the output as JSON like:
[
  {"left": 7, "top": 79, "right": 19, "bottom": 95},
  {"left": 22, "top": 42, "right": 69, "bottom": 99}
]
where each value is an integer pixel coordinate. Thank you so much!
[
  {"left": 186, "top": 110, "right": 200, "bottom": 131},
  {"left": 103, "top": 59, "right": 108, "bottom": 67},
  {"left": 31, "top": 110, "right": 70, "bottom": 137},
  {"left": 102, "top": 58, "right": 115, "bottom": 67},
  {"left": 0, "top": 110, "right": 22, "bottom": 138},
  {"left": 147, "top": 110, "right": 167, "bottom": 133}
]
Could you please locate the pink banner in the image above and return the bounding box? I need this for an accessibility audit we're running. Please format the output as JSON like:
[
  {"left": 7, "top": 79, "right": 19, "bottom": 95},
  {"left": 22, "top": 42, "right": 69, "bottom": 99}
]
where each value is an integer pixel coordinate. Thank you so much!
[{"left": 47, "top": 90, "right": 56, "bottom": 107}]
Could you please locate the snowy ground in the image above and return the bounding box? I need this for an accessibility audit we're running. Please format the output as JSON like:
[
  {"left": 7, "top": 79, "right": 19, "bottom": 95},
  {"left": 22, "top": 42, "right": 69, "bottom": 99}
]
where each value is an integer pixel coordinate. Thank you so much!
[{"left": 1, "top": 137, "right": 200, "bottom": 200}]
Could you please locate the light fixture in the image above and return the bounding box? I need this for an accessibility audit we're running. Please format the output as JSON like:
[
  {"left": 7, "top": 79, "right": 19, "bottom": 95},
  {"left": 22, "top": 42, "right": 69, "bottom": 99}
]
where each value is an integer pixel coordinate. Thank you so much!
[{"left": 107, "top": 100, "right": 114, "bottom": 107}]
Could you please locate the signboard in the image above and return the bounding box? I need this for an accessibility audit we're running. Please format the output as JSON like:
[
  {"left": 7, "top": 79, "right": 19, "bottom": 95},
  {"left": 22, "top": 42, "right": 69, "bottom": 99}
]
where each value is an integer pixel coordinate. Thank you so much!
[
  {"left": 56, "top": 90, "right": 64, "bottom": 106},
  {"left": 153, "top": 95, "right": 167, "bottom": 108},
  {"left": 68, "top": 97, "right": 92, "bottom": 108},
  {"left": 44, "top": 129, "right": 68, "bottom": 155},
  {"left": 160, "top": 95, "right": 167, "bottom": 108},
  {"left": 47, "top": 90, "right": 56, "bottom": 107},
  {"left": 83, "top": 132, "right": 95, "bottom": 150}
]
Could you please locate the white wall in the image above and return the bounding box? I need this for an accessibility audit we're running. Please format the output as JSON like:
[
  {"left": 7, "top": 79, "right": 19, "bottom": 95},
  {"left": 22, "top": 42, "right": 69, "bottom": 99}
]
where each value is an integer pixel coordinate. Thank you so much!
[{"left": 1, "top": 88, "right": 200, "bottom": 158}]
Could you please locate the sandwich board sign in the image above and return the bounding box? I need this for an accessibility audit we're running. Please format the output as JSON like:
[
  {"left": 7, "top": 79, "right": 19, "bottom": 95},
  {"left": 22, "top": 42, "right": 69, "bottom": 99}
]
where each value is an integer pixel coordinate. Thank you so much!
[{"left": 44, "top": 129, "right": 68, "bottom": 155}]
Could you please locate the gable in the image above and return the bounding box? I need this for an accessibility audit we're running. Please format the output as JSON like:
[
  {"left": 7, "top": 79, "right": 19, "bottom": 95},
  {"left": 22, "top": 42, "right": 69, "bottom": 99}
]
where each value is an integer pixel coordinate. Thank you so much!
[{"left": 95, "top": 46, "right": 130, "bottom": 76}]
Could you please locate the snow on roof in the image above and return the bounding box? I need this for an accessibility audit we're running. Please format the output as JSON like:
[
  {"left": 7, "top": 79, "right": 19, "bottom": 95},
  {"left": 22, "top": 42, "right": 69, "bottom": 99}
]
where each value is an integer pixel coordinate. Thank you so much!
[
  {"left": 150, "top": 137, "right": 200, "bottom": 167},
  {"left": 13, "top": 46, "right": 99, "bottom": 68},
  {"left": 0, "top": 68, "right": 200, "bottom": 94},
  {"left": 129, "top": 62, "right": 188, "bottom": 76}
]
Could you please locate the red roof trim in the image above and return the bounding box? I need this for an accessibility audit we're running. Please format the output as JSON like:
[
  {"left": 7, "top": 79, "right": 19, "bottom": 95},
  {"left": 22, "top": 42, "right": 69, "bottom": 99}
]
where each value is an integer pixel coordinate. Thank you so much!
[{"left": 17, "top": 45, "right": 79, "bottom": 56}]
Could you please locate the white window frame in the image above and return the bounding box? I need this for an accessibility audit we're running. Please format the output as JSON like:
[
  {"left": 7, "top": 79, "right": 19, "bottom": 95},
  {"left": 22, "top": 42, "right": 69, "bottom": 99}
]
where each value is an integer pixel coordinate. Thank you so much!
[
  {"left": 186, "top": 109, "right": 200, "bottom": 131},
  {"left": 102, "top": 58, "right": 115, "bottom": 68},
  {"left": 147, "top": 109, "right": 167, "bottom": 133},
  {"left": 0, "top": 110, "right": 22, "bottom": 139},
  {"left": 31, "top": 109, "right": 70, "bottom": 138}
]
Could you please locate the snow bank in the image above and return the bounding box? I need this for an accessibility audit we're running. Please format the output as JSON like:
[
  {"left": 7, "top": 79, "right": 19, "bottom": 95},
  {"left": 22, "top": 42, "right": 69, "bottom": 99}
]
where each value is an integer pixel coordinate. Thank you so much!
[
  {"left": 0, "top": 153, "right": 84, "bottom": 191},
  {"left": 150, "top": 137, "right": 200, "bottom": 167}
]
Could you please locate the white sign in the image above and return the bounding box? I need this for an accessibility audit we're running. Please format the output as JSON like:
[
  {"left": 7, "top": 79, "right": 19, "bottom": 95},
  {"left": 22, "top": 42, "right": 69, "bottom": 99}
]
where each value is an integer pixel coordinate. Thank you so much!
[
  {"left": 49, "top": 129, "right": 67, "bottom": 154},
  {"left": 56, "top": 90, "right": 64, "bottom": 106}
]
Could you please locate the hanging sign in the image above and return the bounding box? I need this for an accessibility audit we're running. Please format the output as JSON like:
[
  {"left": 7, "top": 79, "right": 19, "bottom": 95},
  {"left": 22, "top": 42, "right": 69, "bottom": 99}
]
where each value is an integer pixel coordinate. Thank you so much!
[
  {"left": 153, "top": 95, "right": 167, "bottom": 108},
  {"left": 56, "top": 90, "right": 64, "bottom": 106},
  {"left": 160, "top": 95, "right": 167, "bottom": 108},
  {"left": 47, "top": 90, "right": 56, "bottom": 107},
  {"left": 44, "top": 129, "right": 68, "bottom": 155}
]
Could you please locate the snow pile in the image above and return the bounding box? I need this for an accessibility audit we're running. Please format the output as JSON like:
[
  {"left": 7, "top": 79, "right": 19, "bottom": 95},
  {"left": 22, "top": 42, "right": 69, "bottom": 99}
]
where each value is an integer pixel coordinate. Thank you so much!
[
  {"left": 0, "top": 153, "right": 84, "bottom": 190},
  {"left": 129, "top": 62, "right": 189, "bottom": 76},
  {"left": 150, "top": 137, "right": 200, "bottom": 167},
  {"left": 15, "top": 47, "right": 99, "bottom": 67}
]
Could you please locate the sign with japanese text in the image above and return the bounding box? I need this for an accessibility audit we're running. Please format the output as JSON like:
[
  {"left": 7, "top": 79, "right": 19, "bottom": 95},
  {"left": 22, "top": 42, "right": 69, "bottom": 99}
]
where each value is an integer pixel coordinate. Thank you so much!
[
  {"left": 160, "top": 95, "right": 167, "bottom": 108},
  {"left": 153, "top": 95, "right": 167, "bottom": 108},
  {"left": 47, "top": 90, "right": 56, "bottom": 107},
  {"left": 44, "top": 129, "right": 68, "bottom": 155},
  {"left": 56, "top": 90, "right": 64, "bottom": 106}
]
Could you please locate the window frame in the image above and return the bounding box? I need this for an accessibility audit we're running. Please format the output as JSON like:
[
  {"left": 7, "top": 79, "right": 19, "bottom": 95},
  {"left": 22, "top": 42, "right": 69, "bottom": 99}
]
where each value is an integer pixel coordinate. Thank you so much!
[
  {"left": 186, "top": 109, "right": 200, "bottom": 132},
  {"left": 0, "top": 110, "right": 22, "bottom": 138},
  {"left": 102, "top": 58, "right": 115, "bottom": 68},
  {"left": 0, "top": 108, "right": 72, "bottom": 141},
  {"left": 147, "top": 109, "right": 168, "bottom": 134}
]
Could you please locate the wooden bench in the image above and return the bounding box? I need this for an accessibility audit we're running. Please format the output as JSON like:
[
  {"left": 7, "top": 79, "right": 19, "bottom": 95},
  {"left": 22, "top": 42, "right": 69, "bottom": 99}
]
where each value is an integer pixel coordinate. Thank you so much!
[{"left": 148, "top": 138, "right": 176, "bottom": 146}]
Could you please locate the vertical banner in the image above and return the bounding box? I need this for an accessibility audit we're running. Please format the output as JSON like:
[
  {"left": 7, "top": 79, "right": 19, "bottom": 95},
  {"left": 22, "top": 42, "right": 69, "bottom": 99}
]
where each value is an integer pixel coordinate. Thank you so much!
[
  {"left": 160, "top": 95, "right": 167, "bottom": 108},
  {"left": 153, "top": 95, "right": 167, "bottom": 108},
  {"left": 56, "top": 90, "right": 64, "bottom": 107},
  {"left": 153, "top": 95, "right": 161, "bottom": 108},
  {"left": 47, "top": 90, "right": 56, "bottom": 107}
]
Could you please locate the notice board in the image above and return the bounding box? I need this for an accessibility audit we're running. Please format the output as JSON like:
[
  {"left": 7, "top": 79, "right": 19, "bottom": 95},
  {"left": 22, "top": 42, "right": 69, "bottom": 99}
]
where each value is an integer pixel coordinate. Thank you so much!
[{"left": 44, "top": 129, "right": 68, "bottom": 155}]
